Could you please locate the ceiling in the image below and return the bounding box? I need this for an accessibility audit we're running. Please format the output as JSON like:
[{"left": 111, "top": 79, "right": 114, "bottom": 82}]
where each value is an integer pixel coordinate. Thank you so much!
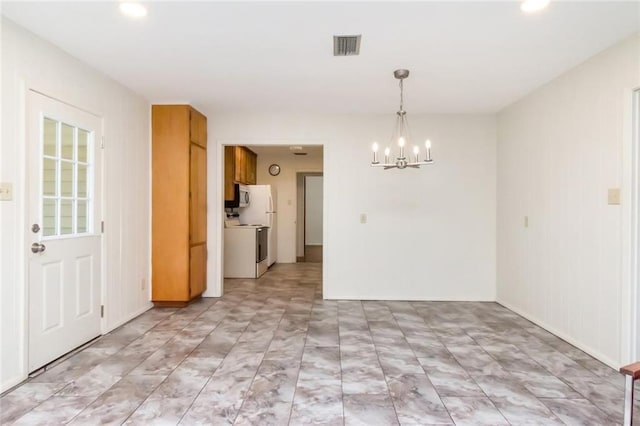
[{"left": 2, "top": 2, "right": 638, "bottom": 114}]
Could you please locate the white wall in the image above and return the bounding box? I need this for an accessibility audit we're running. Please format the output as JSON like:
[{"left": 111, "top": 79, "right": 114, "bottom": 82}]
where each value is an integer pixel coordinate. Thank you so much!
[
  {"left": 497, "top": 33, "right": 640, "bottom": 367},
  {"left": 0, "top": 18, "right": 152, "bottom": 392},
  {"left": 208, "top": 113, "right": 497, "bottom": 301},
  {"left": 305, "top": 176, "right": 323, "bottom": 246},
  {"left": 253, "top": 150, "right": 323, "bottom": 263}
]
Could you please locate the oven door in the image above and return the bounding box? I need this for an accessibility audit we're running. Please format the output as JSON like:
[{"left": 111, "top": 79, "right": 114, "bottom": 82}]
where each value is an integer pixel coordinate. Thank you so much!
[{"left": 256, "top": 227, "right": 268, "bottom": 263}]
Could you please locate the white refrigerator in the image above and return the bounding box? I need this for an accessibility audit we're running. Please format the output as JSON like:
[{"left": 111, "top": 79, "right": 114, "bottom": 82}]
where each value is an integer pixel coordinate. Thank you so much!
[{"left": 240, "top": 185, "right": 277, "bottom": 267}]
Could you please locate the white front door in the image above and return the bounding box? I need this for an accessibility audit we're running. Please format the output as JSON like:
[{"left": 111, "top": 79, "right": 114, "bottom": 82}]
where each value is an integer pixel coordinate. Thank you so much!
[{"left": 27, "top": 91, "right": 103, "bottom": 372}]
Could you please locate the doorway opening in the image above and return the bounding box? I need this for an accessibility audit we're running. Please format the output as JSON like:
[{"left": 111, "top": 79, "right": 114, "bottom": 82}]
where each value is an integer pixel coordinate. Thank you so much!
[
  {"left": 296, "top": 172, "right": 323, "bottom": 263},
  {"left": 217, "top": 144, "right": 324, "bottom": 295}
]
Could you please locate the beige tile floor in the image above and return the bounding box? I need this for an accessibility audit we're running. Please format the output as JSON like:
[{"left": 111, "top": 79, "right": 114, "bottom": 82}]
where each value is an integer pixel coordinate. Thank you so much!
[{"left": 1, "top": 262, "right": 638, "bottom": 425}]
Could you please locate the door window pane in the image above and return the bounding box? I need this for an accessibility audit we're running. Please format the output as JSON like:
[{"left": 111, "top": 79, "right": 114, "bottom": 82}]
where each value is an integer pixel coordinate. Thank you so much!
[
  {"left": 43, "top": 158, "right": 57, "bottom": 196},
  {"left": 77, "top": 165, "right": 87, "bottom": 198},
  {"left": 60, "top": 199, "right": 73, "bottom": 235},
  {"left": 77, "top": 200, "right": 87, "bottom": 233},
  {"left": 43, "top": 118, "right": 57, "bottom": 157},
  {"left": 61, "top": 161, "right": 73, "bottom": 197},
  {"left": 78, "top": 129, "right": 88, "bottom": 162},
  {"left": 43, "top": 199, "right": 57, "bottom": 237},
  {"left": 61, "top": 123, "right": 74, "bottom": 160}
]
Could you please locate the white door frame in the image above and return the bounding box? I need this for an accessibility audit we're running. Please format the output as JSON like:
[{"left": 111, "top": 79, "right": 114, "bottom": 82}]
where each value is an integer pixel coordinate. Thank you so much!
[
  {"left": 631, "top": 88, "right": 640, "bottom": 361},
  {"left": 23, "top": 88, "right": 106, "bottom": 374},
  {"left": 296, "top": 172, "right": 324, "bottom": 261},
  {"left": 621, "top": 87, "right": 640, "bottom": 364}
]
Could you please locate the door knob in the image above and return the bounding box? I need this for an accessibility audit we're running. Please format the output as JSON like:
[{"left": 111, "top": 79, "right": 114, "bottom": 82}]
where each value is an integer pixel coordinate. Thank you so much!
[{"left": 31, "top": 242, "right": 46, "bottom": 253}]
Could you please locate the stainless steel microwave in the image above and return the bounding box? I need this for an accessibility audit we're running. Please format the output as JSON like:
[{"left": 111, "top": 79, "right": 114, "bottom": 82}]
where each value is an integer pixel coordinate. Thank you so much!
[{"left": 225, "top": 184, "right": 250, "bottom": 208}]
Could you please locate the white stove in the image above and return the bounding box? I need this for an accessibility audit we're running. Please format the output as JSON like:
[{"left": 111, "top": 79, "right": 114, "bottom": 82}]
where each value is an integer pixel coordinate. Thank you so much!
[
  {"left": 225, "top": 219, "right": 268, "bottom": 229},
  {"left": 224, "top": 218, "right": 269, "bottom": 278}
]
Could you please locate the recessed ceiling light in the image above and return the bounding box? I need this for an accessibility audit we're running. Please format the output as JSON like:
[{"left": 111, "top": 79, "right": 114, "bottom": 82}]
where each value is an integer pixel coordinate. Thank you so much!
[
  {"left": 119, "top": 2, "right": 147, "bottom": 18},
  {"left": 521, "top": 0, "right": 550, "bottom": 13}
]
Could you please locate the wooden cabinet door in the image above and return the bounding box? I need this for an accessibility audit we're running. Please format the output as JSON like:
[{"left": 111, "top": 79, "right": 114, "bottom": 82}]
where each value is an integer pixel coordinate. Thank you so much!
[
  {"left": 246, "top": 149, "right": 257, "bottom": 184},
  {"left": 190, "top": 108, "right": 207, "bottom": 148},
  {"left": 190, "top": 245, "right": 206, "bottom": 297},
  {"left": 189, "top": 143, "right": 207, "bottom": 298},
  {"left": 234, "top": 146, "right": 247, "bottom": 183},
  {"left": 224, "top": 146, "right": 236, "bottom": 201},
  {"left": 190, "top": 143, "right": 207, "bottom": 245}
]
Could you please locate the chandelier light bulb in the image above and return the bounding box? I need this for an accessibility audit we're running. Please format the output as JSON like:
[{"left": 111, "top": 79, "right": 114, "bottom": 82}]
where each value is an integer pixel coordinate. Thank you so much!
[
  {"left": 413, "top": 146, "right": 419, "bottom": 155},
  {"left": 425, "top": 139, "right": 431, "bottom": 149},
  {"left": 372, "top": 142, "right": 379, "bottom": 152},
  {"left": 383, "top": 147, "right": 390, "bottom": 164},
  {"left": 398, "top": 137, "right": 406, "bottom": 147}
]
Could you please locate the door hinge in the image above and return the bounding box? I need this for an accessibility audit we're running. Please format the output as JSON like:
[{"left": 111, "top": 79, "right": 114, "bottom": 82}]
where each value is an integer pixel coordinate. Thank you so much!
[
  {"left": 101, "top": 221, "right": 104, "bottom": 233},
  {"left": 100, "top": 305, "right": 104, "bottom": 318},
  {"left": 101, "top": 136, "right": 105, "bottom": 149}
]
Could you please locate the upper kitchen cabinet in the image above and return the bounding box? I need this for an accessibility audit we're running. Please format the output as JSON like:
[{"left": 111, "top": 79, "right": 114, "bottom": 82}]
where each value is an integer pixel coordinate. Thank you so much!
[
  {"left": 245, "top": 149, "right": 257, "bottom": 183},
  {"left": 225, "top": 146, "right": 257, "bottom": 201},
  {"left": 151, "top": 105, "right": 207, "bottom": 306}
]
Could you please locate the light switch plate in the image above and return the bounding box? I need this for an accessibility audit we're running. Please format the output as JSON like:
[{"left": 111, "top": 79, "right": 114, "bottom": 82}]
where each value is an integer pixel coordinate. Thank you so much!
[
  {"left": 608, "top": 188, "right": 621, "bottom": 205},
  {"left": 360, "top": 213, "right": 367, "bottom": 224},
  {"left": 524, "top": 216, "right": 529, "bottom": 228},
  {"left": 0, "top": 182, "right": 12, "bottom": 201}
]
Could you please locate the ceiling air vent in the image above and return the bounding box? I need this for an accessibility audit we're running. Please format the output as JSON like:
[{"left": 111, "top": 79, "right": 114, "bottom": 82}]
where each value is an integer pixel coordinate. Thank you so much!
[{"left": 333, "top": 35, "right": 361, "bottom": 56}]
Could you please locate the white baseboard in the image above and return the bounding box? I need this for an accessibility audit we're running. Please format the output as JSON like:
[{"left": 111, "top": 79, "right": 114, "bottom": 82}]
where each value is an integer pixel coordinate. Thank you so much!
[
  {"left": 496, "top": 298, "right": 620, "bottom": 370},
  {"left": 104, "top": 303, "right": 153, "bottom": 334},
  {"left": 1, "top": 374, "right": 28, "bottom": 395}
]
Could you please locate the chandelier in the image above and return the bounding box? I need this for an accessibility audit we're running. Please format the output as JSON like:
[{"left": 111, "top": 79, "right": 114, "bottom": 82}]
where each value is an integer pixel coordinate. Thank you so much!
[{"left": 371, "top": 69, "right": 434, "bottom": 169}]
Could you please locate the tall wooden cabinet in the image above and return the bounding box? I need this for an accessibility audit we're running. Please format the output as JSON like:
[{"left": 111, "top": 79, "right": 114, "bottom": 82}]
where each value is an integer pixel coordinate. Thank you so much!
[
  {"left": 152, "top": 105, "right": 207, "bottom": 306},
  {"left": 224, "top": 146, "right": 257, "bottom": 202}
]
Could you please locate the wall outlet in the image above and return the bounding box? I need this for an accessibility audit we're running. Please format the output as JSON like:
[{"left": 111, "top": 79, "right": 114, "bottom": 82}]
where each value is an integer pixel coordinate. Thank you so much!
[
  {"left": 608, "top": 188, "right": 621, "bottom": 205},
  {"left": 0, "top": 182, "right": 13, "bottom": 201},
  {"left": 360, "top": 213, "right": 367, "bottom": 224}
]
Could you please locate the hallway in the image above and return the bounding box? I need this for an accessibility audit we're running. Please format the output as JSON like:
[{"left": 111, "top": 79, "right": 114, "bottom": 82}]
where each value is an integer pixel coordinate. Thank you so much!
[{"left": 0, "top": 263, "right": 635, "bottom": 424}]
